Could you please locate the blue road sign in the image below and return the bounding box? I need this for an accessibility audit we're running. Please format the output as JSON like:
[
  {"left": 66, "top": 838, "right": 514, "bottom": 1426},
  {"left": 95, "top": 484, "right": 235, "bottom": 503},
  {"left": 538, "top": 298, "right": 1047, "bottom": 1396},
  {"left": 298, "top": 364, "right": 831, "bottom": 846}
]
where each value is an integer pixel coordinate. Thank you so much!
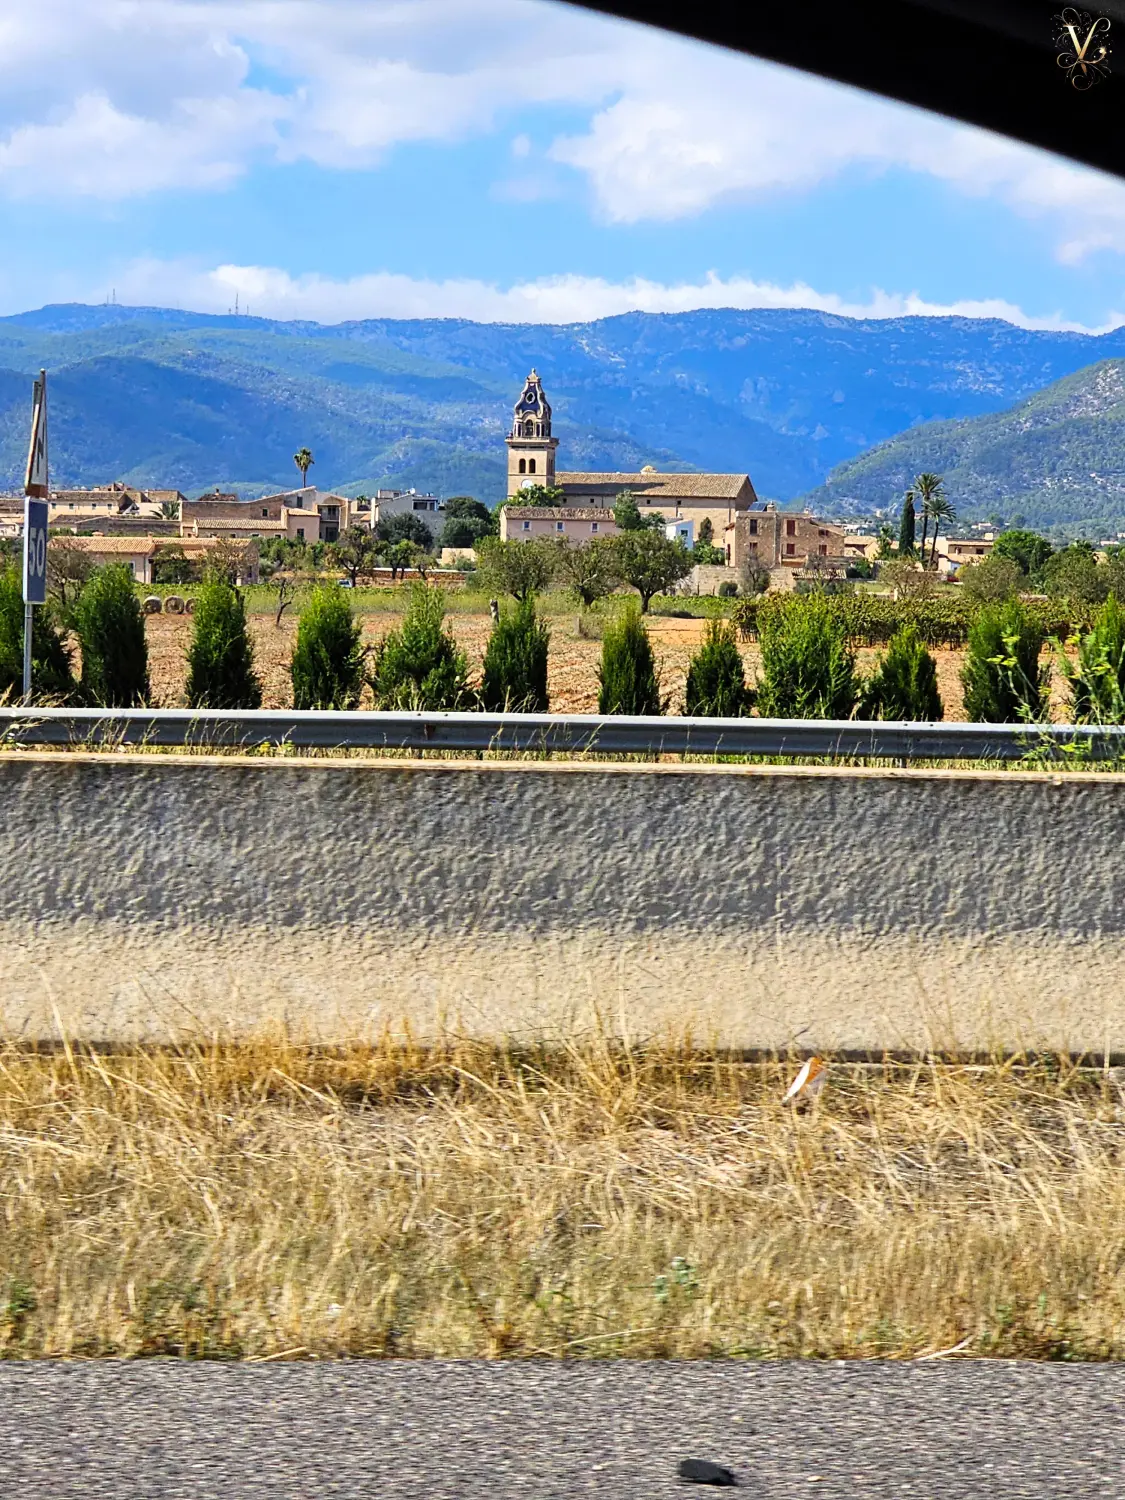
[{"left": 23, "top": 498, "right": 48, "bottom": 605}]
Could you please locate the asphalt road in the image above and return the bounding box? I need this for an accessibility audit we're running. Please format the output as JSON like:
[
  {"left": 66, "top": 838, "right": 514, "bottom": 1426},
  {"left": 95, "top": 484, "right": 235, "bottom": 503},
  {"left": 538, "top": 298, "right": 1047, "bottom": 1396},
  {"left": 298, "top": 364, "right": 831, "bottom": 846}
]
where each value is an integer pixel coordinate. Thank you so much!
[{"left": 0, "top": 1360, "right": 1122, "bottom": 1498}]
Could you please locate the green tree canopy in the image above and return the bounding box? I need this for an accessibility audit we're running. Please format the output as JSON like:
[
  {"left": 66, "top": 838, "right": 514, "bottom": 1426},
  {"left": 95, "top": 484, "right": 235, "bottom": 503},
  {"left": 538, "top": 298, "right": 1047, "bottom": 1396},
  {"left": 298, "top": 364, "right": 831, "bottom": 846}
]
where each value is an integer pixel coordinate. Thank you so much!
[
  {"left": 992, "top": 528, "right": 1053, "bottom": 578},
  {"left": 613, "top": 529, "right": 693, "bottom": 612},
  {"left": 613, "top": 490, "right": 663, "bottom": 532},
  {"left": 333, "top": 524, "right": 381, "bottom": 585},
  {"left": 476, "top": 536, "right": 560, "bottom": 601},
  {"left": 554, "top": 535, "right": 620, "bottom": 607},
  {"left": 376, "top": 512, "right": 434, "bottom": 550},
  {"left": 502, "top": 484, "right": 566, "bottom": 508},
  {"left": 439, "top": 496, "right": 493, "bottom": 549}
]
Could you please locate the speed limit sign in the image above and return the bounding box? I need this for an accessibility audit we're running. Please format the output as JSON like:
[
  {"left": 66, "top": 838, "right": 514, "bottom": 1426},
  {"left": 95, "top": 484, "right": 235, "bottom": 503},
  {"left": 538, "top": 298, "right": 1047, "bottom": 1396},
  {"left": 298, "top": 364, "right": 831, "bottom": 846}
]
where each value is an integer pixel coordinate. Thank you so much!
[{"left": 23, "top": 498, "right": 47, "bottom": 605}]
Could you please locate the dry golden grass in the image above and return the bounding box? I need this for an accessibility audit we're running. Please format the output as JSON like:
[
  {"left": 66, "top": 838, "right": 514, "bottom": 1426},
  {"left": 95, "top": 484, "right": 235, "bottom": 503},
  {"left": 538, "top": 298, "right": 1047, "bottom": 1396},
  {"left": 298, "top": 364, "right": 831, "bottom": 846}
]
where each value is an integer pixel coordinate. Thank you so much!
[{"left": 2, "top": 1035, "right": 1124, "bottom": 1361}]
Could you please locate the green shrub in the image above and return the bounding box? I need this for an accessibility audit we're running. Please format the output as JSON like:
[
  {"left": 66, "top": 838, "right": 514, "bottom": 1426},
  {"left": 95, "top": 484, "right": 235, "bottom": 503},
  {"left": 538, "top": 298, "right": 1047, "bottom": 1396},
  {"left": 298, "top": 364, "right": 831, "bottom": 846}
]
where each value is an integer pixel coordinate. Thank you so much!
[
  {"left": 755, "top": 594, "right": 858, "bottom": 719},
  {"left": 959, "top": 554, "right": 1022, "bottom": 604},
  {"left": 185, "top": 575, "right": 262, "bottom": 709},
  {"left": 291, "top": 585, "right": 364, "bottom": 709},
  {"left": 479, "top": 596, "right": 550, "bottom": 712},
  {"left": 731, "top": 592, "right": 1093, "bottom": 650},
  {"left": 1061, "top": 594, "right": 1125, "bottom": 724},
  {"left": 859, "top": 624, "right": 943, "bottom": 721},
  {"left": 0, "top": 567, "right": 76, "bottom": 702},
  {"left": 961, "top": 598, "right": 1048, "bottom": 723},
  {"left": 684, "top": 619, "right": 753, "bottom": 716},
  {"left": 716, "top": 580, "right": 738, "bottom": 598},
  {"left": 597, "top": 607, "right": 662, "bottom": 715},
  {"left": 475, "top": 537, "right": 559, "bottom": 601},
  {"left": 371, "top": 584, "right": 470, "bottom": 709},
  {"left": 74, "top": 565, "right": 149, "bottom": 706}
]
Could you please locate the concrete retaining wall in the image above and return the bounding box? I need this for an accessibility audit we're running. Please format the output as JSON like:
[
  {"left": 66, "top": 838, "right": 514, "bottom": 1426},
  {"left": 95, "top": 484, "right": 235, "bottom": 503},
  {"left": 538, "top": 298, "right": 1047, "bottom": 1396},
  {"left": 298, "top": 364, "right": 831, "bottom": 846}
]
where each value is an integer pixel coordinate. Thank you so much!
[{"left": 2, "top": 753, "right": 1124, "bottom": 1051}]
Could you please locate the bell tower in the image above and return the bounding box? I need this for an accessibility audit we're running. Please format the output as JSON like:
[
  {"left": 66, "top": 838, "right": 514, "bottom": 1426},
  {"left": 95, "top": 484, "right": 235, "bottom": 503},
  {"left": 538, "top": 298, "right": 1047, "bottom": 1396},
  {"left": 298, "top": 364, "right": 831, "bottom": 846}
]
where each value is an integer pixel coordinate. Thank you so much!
[{"left": 505, "top": 369, "right": 559, "bottom": 497}]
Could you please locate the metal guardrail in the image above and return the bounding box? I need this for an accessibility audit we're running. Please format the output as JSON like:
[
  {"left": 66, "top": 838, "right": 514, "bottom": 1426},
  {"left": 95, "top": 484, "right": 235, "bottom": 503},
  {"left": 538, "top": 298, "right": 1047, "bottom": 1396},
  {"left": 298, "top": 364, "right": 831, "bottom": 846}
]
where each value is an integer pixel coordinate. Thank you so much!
[{"left": 2, "top": 707, "right": 1125, "bottom": 759}]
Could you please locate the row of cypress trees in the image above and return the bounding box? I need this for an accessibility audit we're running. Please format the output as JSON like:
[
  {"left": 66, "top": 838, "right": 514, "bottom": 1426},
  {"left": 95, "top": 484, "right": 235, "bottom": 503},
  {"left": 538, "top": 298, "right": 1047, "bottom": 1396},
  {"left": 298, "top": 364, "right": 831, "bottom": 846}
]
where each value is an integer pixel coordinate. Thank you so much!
[{"left": 8, "top": 564, "right": 1124, "bottom": 723}]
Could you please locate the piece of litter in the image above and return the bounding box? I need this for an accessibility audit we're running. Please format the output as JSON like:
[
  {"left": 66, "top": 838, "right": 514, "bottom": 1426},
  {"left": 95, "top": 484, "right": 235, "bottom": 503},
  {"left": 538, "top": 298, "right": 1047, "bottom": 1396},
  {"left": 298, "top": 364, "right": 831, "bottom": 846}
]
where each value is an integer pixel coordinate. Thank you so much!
[
  {"left": 678, "top": 1458, "right": 737, "bottom": 1486},
  {"left": 783, "top": 1055, "right": 827, "bottom": 1105}
]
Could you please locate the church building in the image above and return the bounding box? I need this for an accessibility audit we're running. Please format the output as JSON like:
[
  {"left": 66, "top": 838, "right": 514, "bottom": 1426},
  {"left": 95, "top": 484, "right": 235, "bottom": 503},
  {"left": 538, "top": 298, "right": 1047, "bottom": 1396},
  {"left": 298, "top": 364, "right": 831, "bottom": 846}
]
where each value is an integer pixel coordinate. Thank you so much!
[{"left": 503, "top": 370, "right": 759, "bottom": 546}]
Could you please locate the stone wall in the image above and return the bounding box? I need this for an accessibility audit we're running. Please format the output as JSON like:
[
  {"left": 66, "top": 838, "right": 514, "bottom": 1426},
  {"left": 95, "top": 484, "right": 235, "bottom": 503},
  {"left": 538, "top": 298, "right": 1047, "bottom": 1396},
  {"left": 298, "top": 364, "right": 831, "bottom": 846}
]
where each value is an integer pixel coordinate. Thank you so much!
[{"left": 2, "top": 753, "right": 1123, "bottom": 1052}]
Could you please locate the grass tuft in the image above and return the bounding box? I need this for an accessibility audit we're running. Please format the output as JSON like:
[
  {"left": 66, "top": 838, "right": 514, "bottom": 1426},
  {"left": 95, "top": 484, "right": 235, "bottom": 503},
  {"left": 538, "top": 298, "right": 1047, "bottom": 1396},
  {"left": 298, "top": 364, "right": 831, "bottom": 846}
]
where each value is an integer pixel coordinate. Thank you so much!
[{"left": 1, "top": 1036, "right": 1124, "bottom": 1360}]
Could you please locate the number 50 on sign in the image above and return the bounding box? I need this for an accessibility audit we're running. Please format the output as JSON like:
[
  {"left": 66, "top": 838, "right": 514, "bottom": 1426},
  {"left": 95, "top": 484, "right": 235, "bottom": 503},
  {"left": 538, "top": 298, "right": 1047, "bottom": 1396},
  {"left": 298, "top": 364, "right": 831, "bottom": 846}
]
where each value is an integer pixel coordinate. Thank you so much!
[{"left": 23, "top": 499, "right": 47, "bottom": 605}]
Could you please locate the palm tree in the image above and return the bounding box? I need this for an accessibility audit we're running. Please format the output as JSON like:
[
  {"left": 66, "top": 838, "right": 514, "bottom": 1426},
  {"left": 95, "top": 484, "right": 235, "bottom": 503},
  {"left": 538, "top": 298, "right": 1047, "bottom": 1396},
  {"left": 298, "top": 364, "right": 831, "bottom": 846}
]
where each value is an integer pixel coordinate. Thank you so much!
[
  {"left": 926, "top": 494, "right": 956, "bottom": 568},
  {"left": 293, "top": 447, "right": 315, "bottom": 489},
  {"left": 913, "top": 473, "right": 947, "bottom": 570}
]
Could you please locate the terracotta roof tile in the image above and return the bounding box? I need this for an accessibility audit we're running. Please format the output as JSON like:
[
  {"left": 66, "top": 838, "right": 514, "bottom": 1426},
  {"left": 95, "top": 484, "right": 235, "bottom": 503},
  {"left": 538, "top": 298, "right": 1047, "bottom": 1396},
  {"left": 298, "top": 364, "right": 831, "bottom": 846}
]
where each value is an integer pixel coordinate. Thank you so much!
[{"left": 557, "top": 471, "right": 754, "bottom": 500}]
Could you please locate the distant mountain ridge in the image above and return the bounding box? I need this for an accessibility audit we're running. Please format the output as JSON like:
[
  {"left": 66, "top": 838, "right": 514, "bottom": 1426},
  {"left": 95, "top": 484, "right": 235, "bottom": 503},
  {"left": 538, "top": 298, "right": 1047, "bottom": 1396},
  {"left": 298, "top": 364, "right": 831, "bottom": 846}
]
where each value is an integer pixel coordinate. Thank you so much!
[
  {"left": 805, "top": 358, "right": 1125, "bottom": 532},
  {"left": 3, "top": 302, "right": 1125, "bottom": 508}
]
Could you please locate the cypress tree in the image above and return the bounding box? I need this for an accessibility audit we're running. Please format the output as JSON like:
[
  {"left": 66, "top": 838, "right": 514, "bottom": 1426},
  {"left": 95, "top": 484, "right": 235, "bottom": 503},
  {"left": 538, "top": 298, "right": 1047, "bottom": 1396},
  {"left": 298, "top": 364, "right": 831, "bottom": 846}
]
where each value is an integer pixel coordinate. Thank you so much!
[
  {"left": 291, "top": 585, "right": 365, "bottom": 709},
  {"left": 597, "top": 607, "right": 662, "bottom": 715},
  {"left": 74, "top": 564, "right": 149, "bottom": 706},
  {"left": 684, "top": 619, "right": 753, "bottom": 716},
  {"left": 370, "top": 583, "right": 469, "bottom": 709},
  {"left": 961, "top": 598, "right": 1047, "bottom": 723},
  {"left": 185, "top": 573, "right": 262, "bottom": 709},
  {"left": 479, "top": 595, "right": 550, "bottom": 711},
  {"left": 0, "top": 566, "right": 76, "bottom": 702},
  {"left": 897, "top": 489, "right": 917, "bottom": 556},
  {"left": 859, "top": 624, "right": 943, "bottom": 721}
]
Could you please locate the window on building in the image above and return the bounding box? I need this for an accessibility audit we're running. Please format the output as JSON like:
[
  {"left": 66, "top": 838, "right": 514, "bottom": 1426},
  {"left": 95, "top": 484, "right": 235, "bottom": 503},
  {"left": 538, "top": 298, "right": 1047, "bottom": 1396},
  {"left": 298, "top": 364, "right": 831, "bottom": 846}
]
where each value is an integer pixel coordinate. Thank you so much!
[
  {"left": 748, "top": 518, "right": 758, "bottom": 535},
  {"left": 748, "top": 540, "right": 758, "bottom": 553},
  {"left": 528, "top": 459, "right": 536, "bottom": 474},
  {"left": 819, "top": 528, "right": 828, "bottom": 537},
  {"left": 591, "top": 522, "right": 599, "bottom": 533},
  {"left": 296, "top": 527, "right": 305, "bottom": 540},
  {"left": 556, "top": 521, "right": 564, "bottom": 532},
  {"left": 786, "top": 542, "right": 795, "bottom": 556},
  {"left": 262, "top": 508, "right": 269, "bottom": 517},
  {"left": 786, "top": 518, "right": 796, "bottom": 536},
  {"left": 819, "top": 544, "right": 828, "bottom": 555},
  {"left": 522, "top": 521, "right": 531, "bottom": 532},
  {"left": 519, "top": 459, "right": 526, "bottom": 474}
]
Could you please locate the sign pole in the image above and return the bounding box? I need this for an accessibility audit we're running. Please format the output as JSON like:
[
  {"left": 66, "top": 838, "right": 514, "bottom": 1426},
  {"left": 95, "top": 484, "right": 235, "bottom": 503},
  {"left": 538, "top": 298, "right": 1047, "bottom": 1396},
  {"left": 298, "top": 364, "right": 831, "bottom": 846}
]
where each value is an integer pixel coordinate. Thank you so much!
[
  {"left": 22, "top": 600, "right": 32, "bottom": 704},
  {"left": 23, "top": 370, "right": 49, "bottom": 702}
]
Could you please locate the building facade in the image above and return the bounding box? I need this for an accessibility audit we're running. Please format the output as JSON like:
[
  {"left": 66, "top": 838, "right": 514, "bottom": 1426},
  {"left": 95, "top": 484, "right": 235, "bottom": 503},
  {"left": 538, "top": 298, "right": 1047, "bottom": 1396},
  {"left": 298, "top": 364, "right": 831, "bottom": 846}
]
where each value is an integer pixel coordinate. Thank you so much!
[
  {"left": 726, "top": 506, "right": 848, "bottom": 571},
  {"left": 502, "top": 370, "right": 758, "bottom": 547},
  {"left": 500, "top": 506, "right": 617, "bottom": 543}
]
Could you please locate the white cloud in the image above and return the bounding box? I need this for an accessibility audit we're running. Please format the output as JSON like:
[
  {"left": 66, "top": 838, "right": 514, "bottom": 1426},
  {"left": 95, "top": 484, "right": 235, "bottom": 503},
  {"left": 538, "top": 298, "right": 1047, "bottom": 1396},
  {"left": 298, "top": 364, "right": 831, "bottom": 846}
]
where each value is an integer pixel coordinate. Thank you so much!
[
  {"left": 107, "top": 258, "right": 1123, "bottom": 332},
  {"left": 1, "top": 0, "right": 1125, "bottom": 267}
]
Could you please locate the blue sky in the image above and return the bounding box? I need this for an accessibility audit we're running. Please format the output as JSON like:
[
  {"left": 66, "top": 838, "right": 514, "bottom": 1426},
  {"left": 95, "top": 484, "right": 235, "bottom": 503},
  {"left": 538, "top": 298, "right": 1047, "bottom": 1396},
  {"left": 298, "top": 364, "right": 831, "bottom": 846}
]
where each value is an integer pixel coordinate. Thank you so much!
[{"left": 2, "top": 0, "right": 1125, "bottom": 330}]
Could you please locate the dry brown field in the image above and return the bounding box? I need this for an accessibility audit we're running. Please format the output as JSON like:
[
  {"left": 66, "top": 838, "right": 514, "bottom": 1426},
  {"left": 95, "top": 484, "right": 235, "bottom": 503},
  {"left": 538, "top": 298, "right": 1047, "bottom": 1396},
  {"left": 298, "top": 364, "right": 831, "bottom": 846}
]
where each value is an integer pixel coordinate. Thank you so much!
[
  {"left": 2, "top": 1037, "right": 1124, "bottom": 1360},
  {"left": 143, "top": 609, "right": 1014, "bottom": 719}
]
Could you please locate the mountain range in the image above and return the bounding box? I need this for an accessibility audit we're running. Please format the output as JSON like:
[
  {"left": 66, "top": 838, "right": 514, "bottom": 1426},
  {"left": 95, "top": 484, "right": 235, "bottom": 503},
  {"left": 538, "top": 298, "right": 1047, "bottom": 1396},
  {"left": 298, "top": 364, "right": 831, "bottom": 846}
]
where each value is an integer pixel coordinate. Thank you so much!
[
  {"left": 3, "top": 302, "right": 1125, "bottom": 524},
  {"left": 808, "top": 359, "right": 1125, "bottom": 534}
]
